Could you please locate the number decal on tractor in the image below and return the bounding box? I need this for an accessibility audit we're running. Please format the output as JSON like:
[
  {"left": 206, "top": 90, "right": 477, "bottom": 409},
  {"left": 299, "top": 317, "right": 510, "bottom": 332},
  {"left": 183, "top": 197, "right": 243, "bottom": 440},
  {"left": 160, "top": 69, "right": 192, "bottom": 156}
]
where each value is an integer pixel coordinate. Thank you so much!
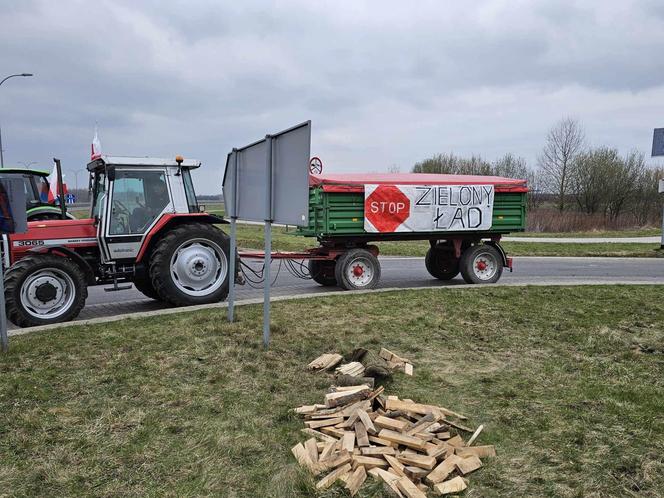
[{"left": 13, "top": 240, "right": 45, "bottom": 247}]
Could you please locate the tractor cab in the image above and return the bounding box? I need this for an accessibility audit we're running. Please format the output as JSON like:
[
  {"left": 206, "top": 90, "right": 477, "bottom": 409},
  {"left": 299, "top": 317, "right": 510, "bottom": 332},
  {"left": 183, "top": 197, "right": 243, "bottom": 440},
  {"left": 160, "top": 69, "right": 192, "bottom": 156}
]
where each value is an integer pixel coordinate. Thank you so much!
[
  {"left": 0, "top": 168, "right": 75, "bottom": 220},
  {"left": 87, "top": 155, "right": 201, "bottom": 262}
]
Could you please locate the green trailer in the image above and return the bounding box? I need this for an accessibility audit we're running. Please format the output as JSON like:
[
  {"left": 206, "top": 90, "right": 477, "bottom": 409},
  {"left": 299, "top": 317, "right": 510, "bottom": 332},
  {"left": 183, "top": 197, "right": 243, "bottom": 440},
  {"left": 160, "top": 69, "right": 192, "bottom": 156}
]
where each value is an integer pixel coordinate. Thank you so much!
[{"left": 292, "top": 173, "right": 527, "bottom": 290}]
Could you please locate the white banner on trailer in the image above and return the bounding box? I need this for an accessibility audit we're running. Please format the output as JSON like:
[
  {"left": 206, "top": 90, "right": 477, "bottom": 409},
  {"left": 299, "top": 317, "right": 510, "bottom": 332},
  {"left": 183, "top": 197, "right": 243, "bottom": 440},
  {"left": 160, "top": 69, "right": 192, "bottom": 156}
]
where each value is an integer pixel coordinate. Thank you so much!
[{"left": 364, "top": 184, "right": 494, "bottom": 233}]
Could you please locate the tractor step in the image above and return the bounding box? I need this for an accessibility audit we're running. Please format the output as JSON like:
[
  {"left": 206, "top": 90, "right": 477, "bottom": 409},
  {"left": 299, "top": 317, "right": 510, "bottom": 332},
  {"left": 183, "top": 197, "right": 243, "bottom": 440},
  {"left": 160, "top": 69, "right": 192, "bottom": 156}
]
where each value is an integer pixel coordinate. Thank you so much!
[{"left": 104, "top": 281, "right": 133, "bottom": 292}]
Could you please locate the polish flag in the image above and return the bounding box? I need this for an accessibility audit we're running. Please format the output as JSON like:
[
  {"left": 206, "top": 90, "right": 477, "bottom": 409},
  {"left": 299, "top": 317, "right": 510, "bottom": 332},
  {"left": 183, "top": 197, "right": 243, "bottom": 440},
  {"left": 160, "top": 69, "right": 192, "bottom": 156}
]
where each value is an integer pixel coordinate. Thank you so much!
[
  {"left": 91, "top": 124, "right": 102, "bottom": 159},
  {"left": 47, "top": 163, "right": 59, "bottom": 203}
]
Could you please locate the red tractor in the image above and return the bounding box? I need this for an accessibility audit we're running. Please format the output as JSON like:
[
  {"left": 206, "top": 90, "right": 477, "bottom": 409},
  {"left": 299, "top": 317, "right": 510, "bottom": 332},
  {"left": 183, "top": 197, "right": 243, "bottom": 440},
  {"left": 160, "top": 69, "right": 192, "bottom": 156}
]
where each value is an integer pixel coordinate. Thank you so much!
[{"left": 2, "top": 156, "right": 232, "bottom": 327}]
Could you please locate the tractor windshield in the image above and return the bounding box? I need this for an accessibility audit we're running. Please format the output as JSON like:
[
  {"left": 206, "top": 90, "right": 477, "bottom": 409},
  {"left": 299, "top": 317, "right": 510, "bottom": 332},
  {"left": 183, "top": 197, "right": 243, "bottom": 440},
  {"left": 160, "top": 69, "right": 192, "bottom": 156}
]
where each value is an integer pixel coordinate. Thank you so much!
[
  {"left": 109, "top": 170, "right": 169, "bottom": 235},
  {"left": 91, "top": 171, "right": 106, "bottom": 219}
]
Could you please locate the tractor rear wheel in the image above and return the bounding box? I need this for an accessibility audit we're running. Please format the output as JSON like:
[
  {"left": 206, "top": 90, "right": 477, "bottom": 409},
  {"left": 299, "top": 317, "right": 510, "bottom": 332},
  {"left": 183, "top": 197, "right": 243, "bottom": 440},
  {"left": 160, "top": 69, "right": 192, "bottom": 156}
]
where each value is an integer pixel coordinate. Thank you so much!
[
  {"left": 425, "top": 246, "right": 460, "bottom": 280},
  {"left": 335, "top": 248, "right": 381, "bottom": 291},
  {"left": 459, "top": 244, "right": 503, "bottom": 284},
  {"left": 149, "top": 223, "right": 230, "bottom": 306},
  {"left": 308, "top": 259, "right": 337, "bottom": 286},
  {"left": 4, "top": 254, "right": 88, "bottom": 327}
]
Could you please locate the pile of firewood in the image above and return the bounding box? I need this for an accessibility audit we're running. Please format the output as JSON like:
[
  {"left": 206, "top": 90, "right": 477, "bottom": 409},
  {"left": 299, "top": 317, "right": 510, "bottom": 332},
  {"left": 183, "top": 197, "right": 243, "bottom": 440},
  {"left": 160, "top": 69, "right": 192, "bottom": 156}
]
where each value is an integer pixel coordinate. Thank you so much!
[{"left": 292, "top": 352, "right": 495, "bottom": 496}]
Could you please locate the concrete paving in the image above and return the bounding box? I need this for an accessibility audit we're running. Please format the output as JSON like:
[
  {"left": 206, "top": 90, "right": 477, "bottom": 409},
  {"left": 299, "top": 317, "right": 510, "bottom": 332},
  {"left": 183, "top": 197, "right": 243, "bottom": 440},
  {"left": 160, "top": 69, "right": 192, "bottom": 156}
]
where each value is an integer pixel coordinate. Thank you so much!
[{"left": 8, "top": 255, "right": 663, "bottom": 332}]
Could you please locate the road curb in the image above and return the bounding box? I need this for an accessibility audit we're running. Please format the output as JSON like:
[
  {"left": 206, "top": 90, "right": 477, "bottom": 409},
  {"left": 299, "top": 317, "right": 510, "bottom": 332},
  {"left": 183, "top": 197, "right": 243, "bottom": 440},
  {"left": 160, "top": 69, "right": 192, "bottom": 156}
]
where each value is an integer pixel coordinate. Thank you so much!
[{"left": 8, "top": 280, "right": 664, "bottom": 339}]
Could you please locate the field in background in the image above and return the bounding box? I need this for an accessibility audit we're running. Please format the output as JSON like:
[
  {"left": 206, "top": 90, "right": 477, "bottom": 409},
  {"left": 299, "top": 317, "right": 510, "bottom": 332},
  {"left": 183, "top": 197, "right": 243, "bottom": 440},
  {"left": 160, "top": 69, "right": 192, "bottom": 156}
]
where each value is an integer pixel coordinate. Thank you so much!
[
  {"left": 67, "top": 204, "right": 662, "bottom": 258},
  {"left": 1, "top": 286, "right": 663, "bottom": 497}
]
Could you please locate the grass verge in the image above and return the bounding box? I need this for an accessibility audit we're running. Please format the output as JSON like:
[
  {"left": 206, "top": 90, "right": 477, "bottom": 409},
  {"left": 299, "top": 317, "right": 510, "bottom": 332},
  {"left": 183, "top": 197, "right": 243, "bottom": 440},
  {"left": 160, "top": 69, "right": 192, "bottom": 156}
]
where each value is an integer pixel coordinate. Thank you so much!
[{"left": 1, "top": 286, "right": 663, "bottom": 497}]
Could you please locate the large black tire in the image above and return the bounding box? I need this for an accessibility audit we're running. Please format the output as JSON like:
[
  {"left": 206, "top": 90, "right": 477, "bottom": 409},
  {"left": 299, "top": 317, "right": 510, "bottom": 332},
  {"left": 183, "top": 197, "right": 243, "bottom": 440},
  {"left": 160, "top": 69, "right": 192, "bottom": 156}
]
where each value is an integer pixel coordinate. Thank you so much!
[
  {"left": 459, "top": 244, "right": 504, "bottom": 284},
  {"left": 132, "top": 273, "right": 160, "bottom": 300},
  {"left": 308, "top": 259, "right": 337, "bottom": 286},
  {"left": 335, "top": 248, "right": 381, "bottom": 291},
  {"left": 425, "top": 247, "right": 460, "bottom": 280},
  {"left": 4, "top": 254, "right": 88, "bottom": 327},
  {"left": 149, "top": 223, "right": 230, "bottom": 306}
]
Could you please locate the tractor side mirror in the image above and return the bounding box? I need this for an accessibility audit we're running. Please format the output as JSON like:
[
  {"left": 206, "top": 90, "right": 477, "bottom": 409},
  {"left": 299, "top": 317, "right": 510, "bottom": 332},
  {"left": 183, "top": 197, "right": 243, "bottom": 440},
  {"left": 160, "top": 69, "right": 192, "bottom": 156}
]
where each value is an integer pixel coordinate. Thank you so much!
[{"left": 107, "top": 166, "right": 116, "bottom": 181}]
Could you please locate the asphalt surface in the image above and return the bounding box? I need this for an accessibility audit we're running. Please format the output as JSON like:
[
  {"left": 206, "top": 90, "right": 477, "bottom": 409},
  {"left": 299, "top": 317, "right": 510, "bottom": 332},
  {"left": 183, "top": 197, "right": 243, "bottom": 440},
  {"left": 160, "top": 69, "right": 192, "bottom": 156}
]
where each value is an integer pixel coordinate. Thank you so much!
[
  {"left": 10, "top": 255, "right": 662, "bottom": 330},
  {"left": 502, "top": 236, "right": 661, "bottom": 243}
]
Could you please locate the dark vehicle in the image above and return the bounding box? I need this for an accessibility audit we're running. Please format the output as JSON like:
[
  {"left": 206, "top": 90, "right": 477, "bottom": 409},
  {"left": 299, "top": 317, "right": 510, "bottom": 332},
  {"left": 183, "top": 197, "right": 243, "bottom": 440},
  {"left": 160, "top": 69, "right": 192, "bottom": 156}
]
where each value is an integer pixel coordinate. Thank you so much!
[{"left": 0, "top": 168, "right": 75, "bottom": 221}]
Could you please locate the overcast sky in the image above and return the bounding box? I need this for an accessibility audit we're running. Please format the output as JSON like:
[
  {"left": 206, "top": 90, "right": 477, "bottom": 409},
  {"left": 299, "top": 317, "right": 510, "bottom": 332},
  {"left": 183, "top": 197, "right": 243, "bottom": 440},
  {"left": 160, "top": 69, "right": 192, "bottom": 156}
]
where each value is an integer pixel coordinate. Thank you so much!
[{"left": 1, "top": 0, "right": 663, "bottom": 194}]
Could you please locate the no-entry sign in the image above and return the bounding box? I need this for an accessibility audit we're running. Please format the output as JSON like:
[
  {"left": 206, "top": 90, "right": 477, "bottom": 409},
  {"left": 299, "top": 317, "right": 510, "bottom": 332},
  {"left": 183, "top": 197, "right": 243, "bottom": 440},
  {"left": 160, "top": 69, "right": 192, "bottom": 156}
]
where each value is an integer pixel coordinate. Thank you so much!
[{"left": 364, "top": 184, "right": 494, "bottom": 233}]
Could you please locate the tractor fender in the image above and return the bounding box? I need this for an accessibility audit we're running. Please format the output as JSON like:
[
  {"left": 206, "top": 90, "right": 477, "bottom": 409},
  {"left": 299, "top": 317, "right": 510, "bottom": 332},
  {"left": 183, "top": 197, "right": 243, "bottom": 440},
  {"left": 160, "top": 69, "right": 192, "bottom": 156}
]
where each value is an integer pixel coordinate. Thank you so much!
[
  {"left": 485, "top": 241, "right": 509, "bottom": 268},
  {"left": 136, "top": 213, "right": 227, "bottom": 263},
  {"left": 27, "top": 246, "right": 96, "bottom": 285}
]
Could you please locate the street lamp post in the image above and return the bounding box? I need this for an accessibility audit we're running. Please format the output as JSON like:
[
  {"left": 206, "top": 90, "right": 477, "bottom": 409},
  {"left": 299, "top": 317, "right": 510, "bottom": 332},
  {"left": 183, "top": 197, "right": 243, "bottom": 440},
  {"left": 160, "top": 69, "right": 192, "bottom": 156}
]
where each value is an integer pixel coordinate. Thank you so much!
[
  {"left": 18, "top": 161, "right": 37, "bottom": 169},
  {"left": 0, "top": 73, "right": 34, "bottom": 168}
]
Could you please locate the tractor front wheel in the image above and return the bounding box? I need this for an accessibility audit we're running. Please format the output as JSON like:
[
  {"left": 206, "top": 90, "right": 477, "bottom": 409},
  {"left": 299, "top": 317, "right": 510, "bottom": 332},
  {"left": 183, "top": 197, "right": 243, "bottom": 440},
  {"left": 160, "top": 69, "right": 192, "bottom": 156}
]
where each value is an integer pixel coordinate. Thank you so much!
[
  {"left": 149, "top": 223, "right": 230, "bottom": 306},
  {"left": 4, "top": 254, "right": 88, "bottom": 327}
]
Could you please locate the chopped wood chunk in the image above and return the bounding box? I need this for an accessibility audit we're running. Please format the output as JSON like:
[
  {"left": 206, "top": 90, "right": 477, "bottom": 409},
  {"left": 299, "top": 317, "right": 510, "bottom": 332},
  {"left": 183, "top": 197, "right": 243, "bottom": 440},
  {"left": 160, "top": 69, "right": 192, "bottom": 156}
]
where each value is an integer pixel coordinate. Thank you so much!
[
  {"left": 425, "top": 455, "right": 461, "bottom": 485},
  {"left": 354, "top": 421, "right": 370, "bottom": 447},
  {"left": 455, "top": 455, "right": 482, "bottom": 475},
  {"left": 385, "top": 399, "right": 466, "bottom": 420},
  {"left": 304, "top": 438, "right": 319, "bottom": 464},
  {"left": 368, "top": 435, "right": 397, "bottom": 447},
  {"left": 321, "top": 450, "right": 352, "bottom": 470},
  {"left": 396, "top": 453, "right": 437, "bottom": 470},
  {"left": 404, "top": 363, "right": 414, "bottom": 376},
  {"left": 301, "top": 428, "right": 336, "bottom": 443},
  {"left": 370, "top": 468, "right": 405, "bottom": 497},
  {"left": 325, "top": 386, "right": 371, "bottom": 408},
  {"left": 374, "top": 416, "right": 409, "bottom": 432},
  {"left": 456, "top": 445, "right": 496, "bottom": 459},
  {"left": 342, "top": 431, "right": 355, "bottom": 452},
  {"left": 434, "top": 476, "right": 468, "bottom": 495},
  {"left": 467, "top": 424, "right": 484, "bottom": 446},
  {"left": 291, "top": 442, "right": 316, "bottom": 472},
  {"left": 361, "top": 446, "right": 396, "bottom": 456},
  {"left": 357, "top": 409, "right": 377, "bottom": 435},
  {"left": 309, "top": 353, "right": 343, "bottom": 371},
  {"left": 396, "top": 476, "right": 428, "bottom": 498},
  {"left": 404, "top": 466, "right": 429, "bottom": 481},
  {"left": 335, "top": 361, "right": 366, "bottom": 377},
  {"left": 316, "top": 463, "right": 352, "bottom": 489},
  {"left": 404, "top": 413, "right": 437, "bottom": 436},
  {"left": 320, "top": 426, "right": 345, "bottom": 439},
  {"left": 352, "top": 455, "right": 389, "bottom": 470},
  {"left": 377, "top": 429, "right": 427, "bottom": 450},
  {"left": 445, "top": 435, "right": 465, "bottom": 448},
  {"left": 345, "top": 465, "right": 367, "bottom": 496},
  {"left": 305, "top": 417, "right": 344, "bottom": 429}
]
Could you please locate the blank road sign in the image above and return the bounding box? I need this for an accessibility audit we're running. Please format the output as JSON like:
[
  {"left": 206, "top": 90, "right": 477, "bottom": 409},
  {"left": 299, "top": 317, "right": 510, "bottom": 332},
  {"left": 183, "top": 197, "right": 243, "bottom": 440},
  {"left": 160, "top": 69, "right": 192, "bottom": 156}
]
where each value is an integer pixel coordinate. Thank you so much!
[
  {"left": 223, "top": 121, "right": 311, "bottom": 226},
  {"left": 652, "top": 128, "right": 664, "bottom": 157}
]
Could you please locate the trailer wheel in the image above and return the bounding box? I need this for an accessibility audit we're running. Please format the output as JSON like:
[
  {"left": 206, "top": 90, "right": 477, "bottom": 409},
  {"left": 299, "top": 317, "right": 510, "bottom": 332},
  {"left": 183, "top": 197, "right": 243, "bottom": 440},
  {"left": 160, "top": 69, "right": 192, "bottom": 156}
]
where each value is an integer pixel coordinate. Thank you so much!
[
  {"left": 4, "top": 254, "right": 88, "bottom": 327},
  {"left": 149, "top": 223, "right": 230, "bottom": 306},
  {"left": 308, "top": 259, "right": 337, "bottom": 286},
  {"left": 425, "top": 247, "right": 460, "bottom": 280},
  {"left": 335, "top": 249, "right": 381, "bottom": 291},
  {"left": 459, "top": 244, "right": 503, "bottom": 284}
]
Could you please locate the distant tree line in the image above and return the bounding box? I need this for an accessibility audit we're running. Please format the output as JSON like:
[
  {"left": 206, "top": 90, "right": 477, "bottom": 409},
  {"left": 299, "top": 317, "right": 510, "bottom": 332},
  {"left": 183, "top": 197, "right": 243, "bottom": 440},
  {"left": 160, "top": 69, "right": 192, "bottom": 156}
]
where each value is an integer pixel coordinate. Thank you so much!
[{"left": 411, "top": 117, "right": 664, "bottom": 228}]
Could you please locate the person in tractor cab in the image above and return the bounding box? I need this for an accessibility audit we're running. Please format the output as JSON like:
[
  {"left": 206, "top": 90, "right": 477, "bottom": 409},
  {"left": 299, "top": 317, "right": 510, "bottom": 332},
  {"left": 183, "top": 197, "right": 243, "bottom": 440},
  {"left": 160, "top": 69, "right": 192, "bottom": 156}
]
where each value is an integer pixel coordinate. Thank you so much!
[{"left": 126, "top": 174, "right": 169, "bottom": 232}]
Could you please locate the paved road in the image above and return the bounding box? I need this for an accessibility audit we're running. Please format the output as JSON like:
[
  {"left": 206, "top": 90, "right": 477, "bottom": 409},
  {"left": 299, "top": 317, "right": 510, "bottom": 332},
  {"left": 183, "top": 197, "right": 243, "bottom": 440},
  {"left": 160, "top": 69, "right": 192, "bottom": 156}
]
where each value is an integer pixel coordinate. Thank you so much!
[
  {"left": 11, "top": 256, "right": 661, "bottom": 330},
  {"left": 502, "top": 236, "right": 661, "bottom": 243}
]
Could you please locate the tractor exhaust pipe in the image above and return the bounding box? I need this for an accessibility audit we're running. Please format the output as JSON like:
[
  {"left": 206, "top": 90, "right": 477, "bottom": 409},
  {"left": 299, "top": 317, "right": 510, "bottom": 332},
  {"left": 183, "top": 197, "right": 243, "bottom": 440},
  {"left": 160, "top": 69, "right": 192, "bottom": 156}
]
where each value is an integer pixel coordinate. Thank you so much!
[{"left": 53, "top": 158, "right": 67, "bottom": 220}]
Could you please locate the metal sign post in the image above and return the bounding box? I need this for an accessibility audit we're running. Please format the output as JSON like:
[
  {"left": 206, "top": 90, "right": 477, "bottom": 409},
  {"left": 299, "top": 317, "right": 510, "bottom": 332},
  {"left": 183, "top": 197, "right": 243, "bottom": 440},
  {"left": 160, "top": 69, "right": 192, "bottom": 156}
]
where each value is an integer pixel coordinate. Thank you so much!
[
  {"left": 263, "top": 136, "right": 273, "bottom": 348},
  {"left": 227, "top": 149, "right": 238, "bottom": 323},
  {"left": 651, "top": 130, "right": 664, "bottom": 250},
  {"left": 0, "top": 177, "right": 27, "bottom": 352},
  {"left": 659, "top": 179, "right": 664, "bottom": 250}
]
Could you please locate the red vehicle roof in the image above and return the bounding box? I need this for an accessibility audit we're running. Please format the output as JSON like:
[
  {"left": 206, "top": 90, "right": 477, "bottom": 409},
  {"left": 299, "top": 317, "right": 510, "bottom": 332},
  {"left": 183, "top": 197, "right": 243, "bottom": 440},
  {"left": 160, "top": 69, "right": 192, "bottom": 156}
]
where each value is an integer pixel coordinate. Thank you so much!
[{"left": 310, "top": 173, "right": 528, "bottom": 193}]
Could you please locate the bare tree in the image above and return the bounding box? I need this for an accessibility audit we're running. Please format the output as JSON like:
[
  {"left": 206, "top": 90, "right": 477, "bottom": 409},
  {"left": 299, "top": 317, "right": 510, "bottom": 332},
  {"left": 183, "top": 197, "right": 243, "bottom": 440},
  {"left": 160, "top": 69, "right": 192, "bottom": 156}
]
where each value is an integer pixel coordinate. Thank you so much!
[
  {"left": 538, "top": 118, "right": 585, "bottom": 211},
  {"left": 571, "top": 147, "right": 617, "bottom": 214},
  {"left": 604, "top": 150, "right": 645, "bottom": 222}
]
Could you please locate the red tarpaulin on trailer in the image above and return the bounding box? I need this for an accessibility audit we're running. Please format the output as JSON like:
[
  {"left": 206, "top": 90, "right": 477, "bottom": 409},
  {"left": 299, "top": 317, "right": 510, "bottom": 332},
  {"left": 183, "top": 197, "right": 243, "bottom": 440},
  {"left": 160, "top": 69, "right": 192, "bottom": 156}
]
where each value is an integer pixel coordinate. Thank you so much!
[{"left": 309, "top": 173, "right": 528, "bottom": 193}]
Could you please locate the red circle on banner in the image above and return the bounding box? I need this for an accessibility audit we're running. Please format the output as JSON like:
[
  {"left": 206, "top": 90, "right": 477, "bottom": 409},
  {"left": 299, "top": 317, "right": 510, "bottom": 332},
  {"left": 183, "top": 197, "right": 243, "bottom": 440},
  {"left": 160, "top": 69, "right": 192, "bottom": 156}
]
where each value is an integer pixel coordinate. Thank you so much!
[{"left": 365, "top": 185, "right": 410, "bottom": 232}]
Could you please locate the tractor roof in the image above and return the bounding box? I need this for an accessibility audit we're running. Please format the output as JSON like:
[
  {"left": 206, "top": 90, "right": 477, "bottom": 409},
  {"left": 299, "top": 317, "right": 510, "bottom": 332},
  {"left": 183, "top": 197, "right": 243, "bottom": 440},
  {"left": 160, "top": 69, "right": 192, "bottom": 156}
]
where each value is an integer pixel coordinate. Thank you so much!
[
  {"left": 0, "top": 167, "right": 50, "bottom": 177},
  {"left": 87, "top": 155, "right": 201, "bottom": 172}
]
